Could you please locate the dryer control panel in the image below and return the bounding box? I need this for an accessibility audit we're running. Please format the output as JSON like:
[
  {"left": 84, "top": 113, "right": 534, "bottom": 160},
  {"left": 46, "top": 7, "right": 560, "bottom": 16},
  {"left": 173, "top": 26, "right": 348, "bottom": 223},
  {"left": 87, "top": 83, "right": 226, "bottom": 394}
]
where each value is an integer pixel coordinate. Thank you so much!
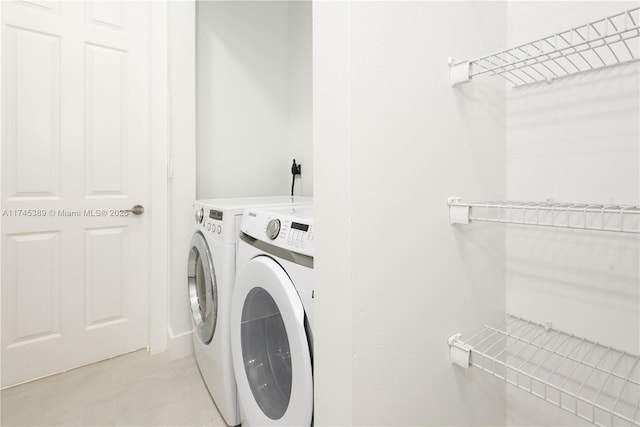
[{"left": 241, "top": 205, "right": 314, "bottom": 257}]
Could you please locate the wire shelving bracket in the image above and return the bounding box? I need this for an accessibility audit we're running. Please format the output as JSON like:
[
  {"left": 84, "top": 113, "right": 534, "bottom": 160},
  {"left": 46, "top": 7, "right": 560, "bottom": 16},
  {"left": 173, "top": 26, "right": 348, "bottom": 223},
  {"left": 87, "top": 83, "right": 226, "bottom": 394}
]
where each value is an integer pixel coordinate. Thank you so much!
[
  {"left": 449, "top": 7, "right": 640, "bottom": 87},
  {"left": 448, "top": 197, "right": 640, "bottom": 234},
  {"left": 448, "top": 315, "right": 640, "bottom": 427}
]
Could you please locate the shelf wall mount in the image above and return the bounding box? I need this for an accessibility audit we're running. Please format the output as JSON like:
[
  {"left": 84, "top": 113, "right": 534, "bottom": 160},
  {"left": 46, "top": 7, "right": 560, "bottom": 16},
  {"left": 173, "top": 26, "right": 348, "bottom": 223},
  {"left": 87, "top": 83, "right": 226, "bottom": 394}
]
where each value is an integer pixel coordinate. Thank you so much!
[
  {"left": 449, "top": 7, "right": 640, "bottom": 87},
  {"left": 448, "top": 58, "right": 471, "bottom": 86},
  {"left": 448, "top": 333, "right": 473, "bottom": 369},
  {"left": 448, "top": 196, "right": 470, "bottom": 225}
]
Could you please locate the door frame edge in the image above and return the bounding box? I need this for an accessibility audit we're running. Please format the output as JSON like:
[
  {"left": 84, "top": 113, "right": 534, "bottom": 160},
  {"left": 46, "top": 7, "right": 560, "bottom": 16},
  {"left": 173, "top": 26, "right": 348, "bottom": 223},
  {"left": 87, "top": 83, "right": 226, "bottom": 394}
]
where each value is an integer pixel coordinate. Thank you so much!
[{"left": 149, "top": 0, "right": 169, "bottom": 355}]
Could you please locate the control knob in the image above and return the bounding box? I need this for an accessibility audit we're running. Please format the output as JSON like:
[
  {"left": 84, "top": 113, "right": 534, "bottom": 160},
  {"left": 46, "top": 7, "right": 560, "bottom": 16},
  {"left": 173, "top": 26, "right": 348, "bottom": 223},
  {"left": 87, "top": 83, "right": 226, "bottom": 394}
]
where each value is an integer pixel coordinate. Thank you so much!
[
  {"left": 266, "top": 219, "right": 281, "bottom": 240},
  {"left": 195, "top": 208, "right": 204, "bottom": 224}
]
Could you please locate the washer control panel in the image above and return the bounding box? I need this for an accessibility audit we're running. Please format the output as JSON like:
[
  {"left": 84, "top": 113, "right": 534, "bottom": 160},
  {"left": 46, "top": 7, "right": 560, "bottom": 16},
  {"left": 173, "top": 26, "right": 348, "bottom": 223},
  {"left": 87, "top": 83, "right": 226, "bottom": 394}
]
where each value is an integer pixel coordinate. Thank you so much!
[
  {"left": 281, "top": 219, "right": 313, "bottom": 249},
  {"left": 241, "top": 205, "right": 314, "bottom": 257},
  {"left": 194, "top": 205, "right": 224, "bottom": 236}
]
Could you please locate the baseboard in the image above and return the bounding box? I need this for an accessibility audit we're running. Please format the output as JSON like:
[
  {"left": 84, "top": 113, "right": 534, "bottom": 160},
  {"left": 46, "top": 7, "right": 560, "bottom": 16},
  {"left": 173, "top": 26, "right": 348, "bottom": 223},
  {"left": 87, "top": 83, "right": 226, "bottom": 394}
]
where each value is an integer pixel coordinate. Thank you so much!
[{"left": 167, "top": 328, "right": 194, "bottom": 361}]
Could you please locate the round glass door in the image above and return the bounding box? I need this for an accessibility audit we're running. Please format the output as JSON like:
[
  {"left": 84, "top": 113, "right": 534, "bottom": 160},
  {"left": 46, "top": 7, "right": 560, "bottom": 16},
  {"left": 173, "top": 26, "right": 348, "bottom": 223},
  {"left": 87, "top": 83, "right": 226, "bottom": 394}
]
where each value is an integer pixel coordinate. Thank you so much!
[
  {"left": 231, "top": 255, "right": 313, "bottom": 426},
  {"left": 241, "top": 287, "right": 292, "bottom": 420},
  {"left": 187, "top": 232, "right": 217, "bottom": 344}
]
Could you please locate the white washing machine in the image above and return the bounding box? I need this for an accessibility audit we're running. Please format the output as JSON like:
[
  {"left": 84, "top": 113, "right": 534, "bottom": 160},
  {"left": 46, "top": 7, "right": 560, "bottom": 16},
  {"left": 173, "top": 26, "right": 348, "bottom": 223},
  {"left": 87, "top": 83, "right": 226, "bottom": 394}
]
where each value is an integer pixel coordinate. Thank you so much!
[
  {"left": 187, "top": 197, "right": 312, "bottom": 426},
  {"left": 231, "top": 205, "right": 314, "bottom": 427}
]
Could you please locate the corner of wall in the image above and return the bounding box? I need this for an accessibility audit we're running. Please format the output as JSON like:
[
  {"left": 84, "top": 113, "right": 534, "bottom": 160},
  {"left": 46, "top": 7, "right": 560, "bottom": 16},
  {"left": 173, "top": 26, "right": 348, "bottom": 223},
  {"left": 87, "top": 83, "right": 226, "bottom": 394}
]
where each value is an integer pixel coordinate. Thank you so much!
[
  {"left": 149, "top": 0, "right": 169, "bottom": 355},
  {"left": 312, "top": 1, "right": 353, "bottom": 425},
  {"left": 168, "top": 0, "right": 197, "bottom": 348},
  {"left": 167, "top": 328, "right": 194, "bottom": 361}
]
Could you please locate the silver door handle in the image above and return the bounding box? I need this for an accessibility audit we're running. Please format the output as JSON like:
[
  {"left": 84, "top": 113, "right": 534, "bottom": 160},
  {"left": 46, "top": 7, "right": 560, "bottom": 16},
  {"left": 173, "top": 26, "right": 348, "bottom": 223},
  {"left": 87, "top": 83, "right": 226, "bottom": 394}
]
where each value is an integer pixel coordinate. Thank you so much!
[{"left": 126, "top": 205, "right": 145, "bottom": 215}]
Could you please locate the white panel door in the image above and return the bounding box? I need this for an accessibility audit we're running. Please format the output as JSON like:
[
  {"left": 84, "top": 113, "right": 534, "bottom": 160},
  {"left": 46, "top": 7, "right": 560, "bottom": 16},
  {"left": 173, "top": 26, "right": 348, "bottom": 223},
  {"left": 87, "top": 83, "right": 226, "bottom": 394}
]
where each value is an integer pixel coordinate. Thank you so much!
[{"left": 1, "top": 0, "right": 150, "bottom": 387}]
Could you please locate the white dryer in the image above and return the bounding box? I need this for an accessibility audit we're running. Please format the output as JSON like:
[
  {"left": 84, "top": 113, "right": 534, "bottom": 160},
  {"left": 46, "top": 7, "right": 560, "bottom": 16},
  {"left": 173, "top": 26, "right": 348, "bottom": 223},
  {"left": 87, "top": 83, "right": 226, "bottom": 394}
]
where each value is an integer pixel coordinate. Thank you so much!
[
  {"left": 231, "top": 205, "right": 314, "bottom": 427},
  {"left": 188, "top": 197, "right": 311, "bottom": 426}
]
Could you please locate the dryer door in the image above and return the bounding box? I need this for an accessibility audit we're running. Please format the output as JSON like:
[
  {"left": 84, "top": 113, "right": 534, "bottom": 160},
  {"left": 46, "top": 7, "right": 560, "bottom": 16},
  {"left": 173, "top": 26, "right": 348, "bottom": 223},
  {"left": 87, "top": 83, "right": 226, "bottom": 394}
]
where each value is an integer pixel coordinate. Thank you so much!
[
  {"left": 231, "top": 255, "right": 313, "bottom": 427},
  {"left": 187, "top": 232, "right": 217, "bottom": 344}
]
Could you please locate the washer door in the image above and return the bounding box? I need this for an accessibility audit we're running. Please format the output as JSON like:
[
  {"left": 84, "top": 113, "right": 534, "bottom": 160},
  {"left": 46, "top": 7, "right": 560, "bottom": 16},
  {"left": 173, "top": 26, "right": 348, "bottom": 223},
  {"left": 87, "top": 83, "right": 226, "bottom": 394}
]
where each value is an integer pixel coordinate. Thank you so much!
[
  {"left": 231, "top": 255, "right": 312, "bottom": 427},
  {"left": 187, "top": 232, "right": 217, "bottom": 344}
]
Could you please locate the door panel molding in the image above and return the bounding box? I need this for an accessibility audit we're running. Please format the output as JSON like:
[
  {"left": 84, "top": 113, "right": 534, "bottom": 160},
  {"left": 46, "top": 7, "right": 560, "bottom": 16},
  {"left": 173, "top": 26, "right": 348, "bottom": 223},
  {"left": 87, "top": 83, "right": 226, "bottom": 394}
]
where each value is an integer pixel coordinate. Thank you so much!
[
  {"left": 5, "top": 24, "right": 60, "bottom": 199},
  {"left": 84, "top": 226, "right": 127, "bottom": 328},
  {"left": 85, "top": 2, "right": 124, "bottom": 31},
  {"left": 4, "top": 231, "right": 61, "bottom": 348},
  {"left": 84, "top": 42, "right": 127, "bottom": 196}
]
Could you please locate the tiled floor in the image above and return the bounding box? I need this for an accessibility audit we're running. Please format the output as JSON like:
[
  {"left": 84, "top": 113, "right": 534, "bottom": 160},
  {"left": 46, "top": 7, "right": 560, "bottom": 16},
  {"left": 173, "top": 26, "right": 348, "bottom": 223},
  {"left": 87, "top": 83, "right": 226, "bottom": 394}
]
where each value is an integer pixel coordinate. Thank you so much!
[{"left": 0, "top": 350, "right": 227, "bottom": 427}]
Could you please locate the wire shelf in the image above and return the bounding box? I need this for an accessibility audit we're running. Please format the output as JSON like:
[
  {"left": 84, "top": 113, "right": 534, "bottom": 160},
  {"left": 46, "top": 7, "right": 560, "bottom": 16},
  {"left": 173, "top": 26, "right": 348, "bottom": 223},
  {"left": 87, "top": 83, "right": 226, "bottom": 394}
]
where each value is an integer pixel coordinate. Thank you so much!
[
  {"left": 449, "top": 7, "right": 640, "bottom": 87},
  {"left": 449, "top": 315, "right": 640, "bottom": 427},
  {"left": 448, "top": 198, "right": 640, "bottom": 234}
]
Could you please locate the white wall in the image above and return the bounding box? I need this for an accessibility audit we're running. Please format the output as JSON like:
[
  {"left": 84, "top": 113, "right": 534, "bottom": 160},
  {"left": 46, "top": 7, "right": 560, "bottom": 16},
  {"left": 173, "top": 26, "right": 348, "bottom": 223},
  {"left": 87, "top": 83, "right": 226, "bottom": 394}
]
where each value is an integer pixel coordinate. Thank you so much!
[
  {"left": 287, "top": 1, "right": 313, "bottom": 197},
  {"left": 314, "top": 2, "right": 508, "bottom": 425},
  {"left": 149, "top": 0, "right": 169, "bottom": 355},
  {"left": 196, "top": 1, "right": 312, "bottom": 199},
  {"left": 167, "top": 1, "right": 197, "bottom": 359},
  {"left": 505, "top": 2, "right": 640, "bottom": 425},
  {"left": 313, "top": 3, "right": 353, "bottom": 424}
]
